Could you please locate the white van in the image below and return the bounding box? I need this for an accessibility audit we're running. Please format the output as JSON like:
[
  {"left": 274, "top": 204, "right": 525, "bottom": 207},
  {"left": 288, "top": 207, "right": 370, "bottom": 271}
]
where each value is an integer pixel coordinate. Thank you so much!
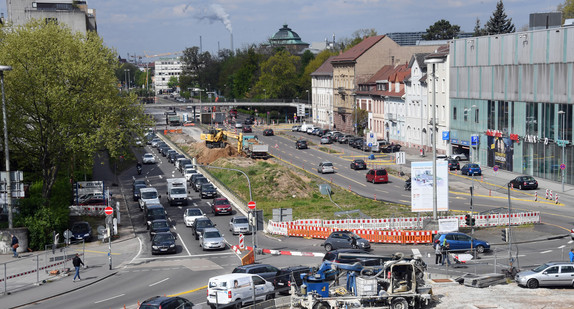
[{"left": 207, "top": 273, "right": 275, "bottom": 308}]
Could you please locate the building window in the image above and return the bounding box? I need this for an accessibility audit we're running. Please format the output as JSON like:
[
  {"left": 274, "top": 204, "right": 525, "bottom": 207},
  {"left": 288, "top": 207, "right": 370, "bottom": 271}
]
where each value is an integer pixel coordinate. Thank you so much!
[
  {"left": 488, "top": 100, "right": 495, "bottom": 129},
  {"left": 475, "top": 109, "right": 479, "bottom": 123},
  {"left": 453, "top": 107, "right": 457, "bottom": 120},
  {"left": 464, "top": 108, "right": 468, "bottom": 122}
]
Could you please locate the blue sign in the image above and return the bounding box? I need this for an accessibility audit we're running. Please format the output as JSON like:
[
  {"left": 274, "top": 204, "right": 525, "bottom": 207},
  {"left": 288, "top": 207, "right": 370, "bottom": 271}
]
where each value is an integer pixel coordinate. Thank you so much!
[
  {"left": 442, "top": 131, "right": 450, "bottom": 140},
  {"left": 471, "top": 135, "right": 479, "bottom": 146},
  {"left": 451, "top": 138, "right": 458, "bottom": 144}
]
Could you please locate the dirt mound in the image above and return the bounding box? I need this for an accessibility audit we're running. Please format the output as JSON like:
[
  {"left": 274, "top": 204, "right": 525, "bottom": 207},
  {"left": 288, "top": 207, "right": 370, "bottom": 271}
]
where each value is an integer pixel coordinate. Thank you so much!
[
  {"left": 194, "top": 143, "right": 240, "bottom": 165},
  {"left": 168, "top": 133, "right": 195, "bottom": 144}
]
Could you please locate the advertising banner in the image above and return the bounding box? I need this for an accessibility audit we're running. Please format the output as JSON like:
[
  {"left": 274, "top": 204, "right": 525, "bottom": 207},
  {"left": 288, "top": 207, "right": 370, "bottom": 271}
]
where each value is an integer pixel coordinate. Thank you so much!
[
  {"left": 411, "top": 160, "right": 449, "bottom": 212},
  {"left": 487, "top": 136, "right": 514, "bottom": 171}
]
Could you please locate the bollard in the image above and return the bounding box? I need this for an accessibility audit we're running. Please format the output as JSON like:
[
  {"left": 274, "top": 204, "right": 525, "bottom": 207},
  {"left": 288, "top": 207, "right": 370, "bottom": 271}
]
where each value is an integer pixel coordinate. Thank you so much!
[
  {"left": 348, "top": 185, "right": 351, "bottom": 191},
  {"left": 302, "top": 163, "right": 304, "bottom": 169},
  {"left": 535, "top": 191, "right": 538, "bottom": 201},
  {"left": 481, "top": 175, "right": 483, "bottom": 181},
  {"left": 550, "top": 190, "right": 553, "bottom": 200},
  {"left": 489, "top": 190, "right": 491, "bottom": 196},
  {"left": 545, "top": 189, "right": 549, "bottom": 199},
  {"left": 374, "top": 194, "right": 377, "bottom": 201},
  {"left": 556, "top": 194, "right": 559, "bottom": 204},
  {"left": 510, "top": 183, "right": 514, "bottom": 190}
]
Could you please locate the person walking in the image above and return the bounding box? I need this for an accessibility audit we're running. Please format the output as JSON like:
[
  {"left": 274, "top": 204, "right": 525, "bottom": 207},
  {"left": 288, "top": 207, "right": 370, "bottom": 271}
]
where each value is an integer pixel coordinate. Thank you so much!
[
  {"left": 434, "top": 240, "right": 442, "bottom": 265},
  {"left": 10, "top": 234, "right": 19, "bottom": 258},
  {"left": 569, "top": 248, "right": 574, "bottom": 262},
  {"left": 441, "top": 240, "right": 451, "bottom": 266},
  {"left": 72, "top": 253, "right": 84, "bottom": 282}
]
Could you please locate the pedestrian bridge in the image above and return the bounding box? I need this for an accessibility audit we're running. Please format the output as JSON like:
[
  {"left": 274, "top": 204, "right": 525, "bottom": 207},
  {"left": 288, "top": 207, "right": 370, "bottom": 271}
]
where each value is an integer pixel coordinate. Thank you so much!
[{"left": 148, "top": 98, "right": 311, "bottom": 109}]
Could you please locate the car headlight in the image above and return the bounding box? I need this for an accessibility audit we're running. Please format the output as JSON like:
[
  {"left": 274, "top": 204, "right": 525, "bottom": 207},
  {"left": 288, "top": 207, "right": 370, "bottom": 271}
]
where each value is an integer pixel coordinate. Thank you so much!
[
  {"left": 170, "top": 244, "right": 175, "bottom": 247},
  {"left": 152, "top": 245, "right": 159, "bottom": 249},
  {"left": 84, "top": 233, "right": 90, "bottom": 237}
]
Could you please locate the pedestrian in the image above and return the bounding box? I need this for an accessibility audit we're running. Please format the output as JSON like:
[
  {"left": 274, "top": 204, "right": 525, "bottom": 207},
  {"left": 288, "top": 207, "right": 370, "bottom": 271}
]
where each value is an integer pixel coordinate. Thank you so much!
[
  {"left": 441, "top": 241, "right": 451, "bottom": 266},
  {"left": 434, "top": 240, "right": 442, "bottom": 264},
  {"left": 569, "top": 248, "right": 574, "bottom": 262},
  {"left": 72, "top": 253, "right": 84, "bottom": 282},
  {"left": 10, "top": 234, "right": 19, "bottom": 258}
]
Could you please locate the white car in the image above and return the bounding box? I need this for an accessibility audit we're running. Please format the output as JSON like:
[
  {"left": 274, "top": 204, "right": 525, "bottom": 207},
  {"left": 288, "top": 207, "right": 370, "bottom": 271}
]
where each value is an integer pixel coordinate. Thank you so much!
[
  {"left": 207, "top": 274, "right": 275, "bottom": 308},
  {"left": 450, "top": 153, "right": 468, "bottom": 161},
  {"left": 183, "top": 207, "right": 206, "bottom": 227},
  {"left": 318, "top": 162, "right": 334, "bottom": 174},
  {"left": 199, "top": 228, "right": 226, "bottom": 250},
  {"left": 184, "top": 168, "right": 199, "bottom": 182},
  {"left": 142, "top": 153, "right": 156, "bottom": 164}
]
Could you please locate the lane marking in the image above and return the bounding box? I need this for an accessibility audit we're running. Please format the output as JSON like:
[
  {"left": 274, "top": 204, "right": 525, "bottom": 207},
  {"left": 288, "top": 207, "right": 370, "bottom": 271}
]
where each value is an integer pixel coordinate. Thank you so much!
[
  {"left": 180, "top": 230, "right": 192, "bottom": 256},
  {"left": 94, "top": 294, "right": 125, "bottom": 304},
  {"left": 168, "top": 285, "right": 207, "bottom": 297},
  {"left": 128, "top": 237, "right": 143, "bottom": 265},
  {"left": 149, "top": 278, "right": 170, "bottom": 287},
  {"left": 132, "top": 252, "right": 237, "bottom": 261},
  {"left": 540, "top": 250, "right": 552, "bottom": 254}
]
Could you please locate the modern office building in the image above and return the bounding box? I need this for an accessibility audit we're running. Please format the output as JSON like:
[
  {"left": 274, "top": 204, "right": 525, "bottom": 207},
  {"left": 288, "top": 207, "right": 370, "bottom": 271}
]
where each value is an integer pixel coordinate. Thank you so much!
[
  {"left": 6, "top": 0, "right": 97, "bottom": 33},
  {"left": 386, "top": 31, "right": 472, "bottom": 46},
  {"left": 154, "top": 58, "right": 183, "bottom": 94}
]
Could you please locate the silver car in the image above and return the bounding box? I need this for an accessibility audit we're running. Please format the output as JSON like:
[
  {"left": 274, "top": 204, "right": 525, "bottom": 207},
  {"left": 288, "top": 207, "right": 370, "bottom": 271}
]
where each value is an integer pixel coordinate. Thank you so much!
[
  {"left": 515, "top": 262, "right": 574, "bottom": 288},
  {"left": 229, "top": 216, "right": 251, "bottom": 235},
  {"left": 318, "top": 162, "right": 334, "bottom": 174},
  {"left": 142, "top": 153, "right": 156, "bottom": 164},
  {"left": 199, "top": 228, "right": 226, "bottom": 251}
]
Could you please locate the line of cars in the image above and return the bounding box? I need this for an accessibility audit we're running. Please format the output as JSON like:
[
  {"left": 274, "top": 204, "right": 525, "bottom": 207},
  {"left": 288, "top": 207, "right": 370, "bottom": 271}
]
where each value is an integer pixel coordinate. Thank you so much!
[{"left": 292, "top": 125, "right": 400, "bottom": 153}]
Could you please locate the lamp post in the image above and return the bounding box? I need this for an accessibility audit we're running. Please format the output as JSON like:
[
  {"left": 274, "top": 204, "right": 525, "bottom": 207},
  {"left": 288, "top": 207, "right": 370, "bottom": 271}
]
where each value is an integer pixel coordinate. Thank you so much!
[
  {"left": 559, "top": 110, "right": 566, "bottom": 192},
  {"left": 425, "top": 57, "right": 446, "bottom": 221},
  {"left": 263, "top": 89, "right": 266, "bottom": 101},
  {"left": 0, "top": 65, "right": 12, "bottom": 228},
  {"left": 353, "top": 94, "right": 357, "bottom": 135}
]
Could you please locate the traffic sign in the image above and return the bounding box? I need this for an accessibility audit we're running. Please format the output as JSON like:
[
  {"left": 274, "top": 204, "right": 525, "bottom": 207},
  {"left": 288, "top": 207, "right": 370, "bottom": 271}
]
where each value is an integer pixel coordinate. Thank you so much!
[
  {"left": 561, "top": 164, "right": 566, "bottom": 170},
  {"left": 104, "top": 206, "right": 113, "bottom": 216},
  {"left": 493, "top": 165, "right": 499, "bottom": 172},
  {"left": 63, "top": 229, "right": 72, "bottom": 239},
  {"left": 248, "top": 201, "right": 256, "bottom": 210},
  {"left": 395, "top": 152, "right": 406, "bottom": 165}
]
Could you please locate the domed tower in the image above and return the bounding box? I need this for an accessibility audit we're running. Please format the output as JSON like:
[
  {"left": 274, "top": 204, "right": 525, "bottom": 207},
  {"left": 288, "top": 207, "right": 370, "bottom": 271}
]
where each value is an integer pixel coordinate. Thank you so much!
[{"left": 268, "top": 24, "right": 309, "bottom": 54}]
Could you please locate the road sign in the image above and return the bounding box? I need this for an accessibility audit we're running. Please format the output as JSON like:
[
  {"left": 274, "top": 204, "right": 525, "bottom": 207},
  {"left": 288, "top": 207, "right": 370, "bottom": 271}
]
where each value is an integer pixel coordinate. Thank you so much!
[
  {"left": 104, "top": 206, "right": 113, "bottom": 216},
  {"left": 561, "top": 164, "right": 566, "bottom": 170},
  {"left": 248, "top": 200, "right": 256, "bottom": 210},
  {"left": 493, "top": 165, "right": 499, "bottom": 172},
  {"left": 63, "top": 229, "right": 72, "bottom": 239},
  {"left": 395, "top": 152, "right": 406, "bottom": 165}
]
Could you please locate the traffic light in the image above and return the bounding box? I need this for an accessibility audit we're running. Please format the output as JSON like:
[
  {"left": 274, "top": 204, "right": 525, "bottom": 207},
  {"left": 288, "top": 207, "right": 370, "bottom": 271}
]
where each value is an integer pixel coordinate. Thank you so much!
[
  {"left": 471, "top": 218, "right": 476, "bottom": 226},
  {"left": 465, "top": 214, "right": 471, "bottom": 226},
  {"left": 501, "top": 228, "right": 509, "bottom": 242}
]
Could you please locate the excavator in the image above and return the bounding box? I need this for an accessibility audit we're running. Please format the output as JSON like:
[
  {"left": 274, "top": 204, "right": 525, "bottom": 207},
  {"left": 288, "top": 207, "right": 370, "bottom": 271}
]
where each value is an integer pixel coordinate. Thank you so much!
[{"left": 200, "top": 128, "right": 227, "bottom": 148}]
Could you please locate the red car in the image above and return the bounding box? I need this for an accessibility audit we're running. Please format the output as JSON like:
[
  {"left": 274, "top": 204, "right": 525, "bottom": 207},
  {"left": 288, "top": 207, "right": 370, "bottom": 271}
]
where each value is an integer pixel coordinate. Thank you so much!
[
  {"left": 366, "top": 169, "right": 388, "bottom": 183},
  {"left": 211, "top": 198, "right": 232, "bottom": 215}
]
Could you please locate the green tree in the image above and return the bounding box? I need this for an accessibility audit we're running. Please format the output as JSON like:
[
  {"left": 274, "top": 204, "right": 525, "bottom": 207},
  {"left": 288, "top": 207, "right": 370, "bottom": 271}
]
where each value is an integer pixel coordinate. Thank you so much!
[
  {"left": 167, "top": 76, "right": 179, "bottom": 90},
  {"left": 340, "top": 28, "right": 378, "bottom": 51},
  {"left": 485, "top": 0, "right": 515, "bottom": 34},
  {"left": 473, "top": 18, "right": 486, "bottom": 37},
  {"left": 558, "top": 0, "right": 574, "bottom": 23},
  {"left": 422, "top": 19, "right": 461, "bottom": 40},
  {"left": 253, "top": 50, "right": 298, "bottom": 99},
  {"left": 0, "top": 20, "right": 147, "bottom": 199},
  {"left": 299, "top": 49, "right": 337, "bottom": 95}
]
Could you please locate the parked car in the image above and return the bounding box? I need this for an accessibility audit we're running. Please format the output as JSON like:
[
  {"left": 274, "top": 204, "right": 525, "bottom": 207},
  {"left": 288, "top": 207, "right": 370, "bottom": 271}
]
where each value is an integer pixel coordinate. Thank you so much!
[
  {"left": 320, "top": 136, "right": 332, "bottom": 144},
  {"left": 321, "top": 230, "right": 371, "bottom": 251},
  {"left": 349, "top": 137, "right": 363, "bottom": 148},
  {"left": 183, "top": 207, "right": 206, "bottom": 227},
  {"left": 232, "top": 263, "right": 280, "bottom": 284},
  {"left": 70, "top": 221, "right": 92, "bottom": 242},
  {"left": 509, "top": 176, "right": 538, "bottom": 190},
  {"left": 291, "top": 125, "right": 301, "bottom": 132},
  {"left": 350, "top": 159, "right": 367, "bottom": 170},
  {"left": 295, "top": 140, "right": 308, "bottom": 149},
  {"left": 242, "top": 126, "right": 253, "bottom": 133},
  {"left": 317, "top": 129, "right": 330, "bottom": 136},
  {"left": 311, "top": 128, "right": 320, "bottom": 135},
  {"left": 132, "top": 183, "right": 147, "bottom": 201},
  {"left": 446, "top": 158, "right": 460, "bottom": 170},
  {"left": 139, "top": 296, "right": 192, "bottom": 308},
  {"left": 150, "top": 231, "right": 177, "bottom": 255},
  {"left": 461, "top": 163, "right": 482, "bottom": 176},
  {"left": 450, "top": 153, "right": 468, "bottom": 161},
  {"left": 338, "top": 134, "right": 354, "bottom": 144},
  {"left": 317, "top": 161, "right": 334, "bottom": 174},
  {"left": 207, "top": 274, "right": 274, "bottom": 308},
  {"left": 199, "top": 227, "right": 226, "bottom": 251},
  {"left": 381, "top": 144, "right": 402, "bottom": 153},
  {"left": 142, "top": 153, "right": 156, "bottom": 164},
  {"left": 322, "top": 248, "right": 374, "bottom": 263},
  {"left": 515, "top": 262, "right": 574, "bottom": 289},
  {"left": 262, "top": 129, "right": 274, "bottom": 136},
  {"left": 436, "top": 232, "right": 490, "bottom": 253},
  {"left": 192, "top": 217, "right": 216, "bottom": 240},
  {"left": 149, "top": 219, "right": 170, "bottom": 239},
  {"left": 200, "top": 183, "right": 218, "bottom": 199},
  {"left": 229, "top": 216, "right": 251, "bottom": 235},
  {"left": 275, "top": 265, "right": 312, "bottom": 295},
  {"left": 211, "top": 197, "right": 233, "bottom": 215},
  {"left": 366, "top": 168, "right": 388, "bottom": 183}
]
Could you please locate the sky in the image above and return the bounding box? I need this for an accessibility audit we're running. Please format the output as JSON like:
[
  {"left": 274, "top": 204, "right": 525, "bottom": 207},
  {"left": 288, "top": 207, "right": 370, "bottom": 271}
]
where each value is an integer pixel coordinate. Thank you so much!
[{"left": 0, "top": 0, "right": 563, "bottom": 60}]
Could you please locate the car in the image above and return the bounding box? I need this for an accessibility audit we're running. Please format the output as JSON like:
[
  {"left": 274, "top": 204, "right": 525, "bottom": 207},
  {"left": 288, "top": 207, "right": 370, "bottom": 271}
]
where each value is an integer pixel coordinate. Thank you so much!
[
  {"left": 211, "top": 197, "right": 233, "bottom": 215},
  {"left": 160, "top": 146, "right": 172, "bottom": 157},
  {"left": 192, "top": 176, "right": 209, "bottom": 192},
  {"left": 295, "top": 140, "right": 308, "bottom": 149},
  {"left": 381, "top": 144, "right": 402, "bottom": 153},
  {"left": 374, "top": 139, "right": 390, "bottom": 152},
  {"left": 176, "top": 158, "right": 192, "bottom": 173},
  {"left": 515, "top": 262, "right": 574, "bottom": 289},
  {"left": 70, "top": 221, "right": 92, "bottom": 242},
  {"left": 242, "top": 126, "right": 252, "bottom": 133},
  {"left": 151, "top": 231, "right": 177, "bottom": 255},
  {"left": 338, "top": 134, "right": 354, "bottom": 144},
  {"left": 132, "top": 178, "right": 146, "bottom": 190},
  {"left": 306, "top": 127, "right": 315, "bottom": 134},
  {"left": 149, "top": 219, "right": 170, "bottom": 239},
  {"left": 571, "top": 228, "right": 574, "bottom": 240},
  {"left": 132, "top": 183, "right": 147, "bottom": 201},
  {"left": 150, "top": 138, "right": 162, "bottom": 147},
  {"left": 353, "top": 139, "right": 365, "bottom": 149},
  {"left": 317, "top": 129, "right": 330, "bottom": 136},
  {"left": 320, "top": 136, "right": 332, "bottom": 144},
  {"left": 139, "top": 296, "right": 193, "bottom": 309},
  {"left": 349, "top": 137, "right": 363, "bottom": 148},
  {"left": 232, "top": 263, "right": 280, "bottom": 284},
  {"left": 291, "top": 125, "right": 301, "bottom": 132},
  {"left": 447, "top": 158, "right": 460, "bottom": 170},
  {"left": 165, "top": 150, "right": 177, "bottom": 162},
  {"left": 144, "top": 204, "right": 167, "bottom": 228},
  {"left": 311, "top": 128, "right": 320, "bottom": 135},
  {"left": 322, "top": 248, "right": 374, "bottom": 264},
  {"left": 436, "top": 232, "right": 490, "bottom": 253},
  {"left": 229, "top": 216, "right": 251, "bottom": 235},
  {"left": 331, "top": 132, "right": 344, "bottom": 142},
  {"left": 200, "top": 183, "right": 218, "bottom": 199},
  {"left": 199, "top": 227, "right": 226, "bottom": 251},
  {"left": 275, "top": 265, "right": 312, "bottom": 295},
  {"left": 350, "top": 159, "right": 366, "bottom": 170},
  {"left": 207, "top": 274, "right": 275, "bottom": 308},
  {"left": 235, "top": 122, "right": 243, "bottom": 129},
  {"left": 366, "top": 168, "right": 388, "bottom": 183},
  {"left": 262, "top": 129, "right": 274, "bottom": 136},
  {"left": 509, "top": 176, "right": 538, "bottom": 190},
  {"left": 138, "top": 187, "right": 160, "bottom": 210},
  {"left": 183, "top": 207, "right": 206, "bottom": 227},
  {"left": 461, "top": 163, "right": 482, "bottom": 176},
  {"left": 450, "top": 153, "right": 468, "bottom": 161},
  {"left": 142, "top": 153, "right": 156, "bottom": 164},
  {"left": 317, "top": 161, "right": 334, "bottom": 174},
  {"left": 183, "top": 168, "right": 199, "bottom": 182},
  {"left": 192, "top": 217, "right": 216, "bottom": 240},
  {"left": 321, "top": 230, "right": 371, "bottom": 251}
]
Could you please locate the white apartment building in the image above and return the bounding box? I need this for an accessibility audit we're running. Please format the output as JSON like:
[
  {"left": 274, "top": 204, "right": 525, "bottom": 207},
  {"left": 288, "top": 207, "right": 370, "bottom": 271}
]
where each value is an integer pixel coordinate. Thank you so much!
[
  {"left": 154, "top": 58, "right": 183, "bottom": 94},
  {"left": 310, "top": 56, "right": 335, "bottom": 129},
  {"left": 7, "top": 0, "right": 97, "bottom": 33},
  {"left": 404, "top": 54, "right": 429, "bottom": 150},
  {"left": 425, "top": 45, "right": 451, "bottom": 156}
]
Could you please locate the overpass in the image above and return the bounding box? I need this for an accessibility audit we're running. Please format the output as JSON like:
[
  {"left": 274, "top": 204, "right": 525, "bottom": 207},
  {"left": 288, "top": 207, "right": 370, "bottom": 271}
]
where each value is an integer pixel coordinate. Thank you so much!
[{"left": 149, "top": 97, "right": 311, "bottom": 110}]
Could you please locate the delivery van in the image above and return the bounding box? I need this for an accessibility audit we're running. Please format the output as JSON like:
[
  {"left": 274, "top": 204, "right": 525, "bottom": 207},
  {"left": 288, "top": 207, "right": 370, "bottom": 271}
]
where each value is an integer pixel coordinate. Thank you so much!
[{"left": 207, "top": 273, "right": 274, "bottom": 308}]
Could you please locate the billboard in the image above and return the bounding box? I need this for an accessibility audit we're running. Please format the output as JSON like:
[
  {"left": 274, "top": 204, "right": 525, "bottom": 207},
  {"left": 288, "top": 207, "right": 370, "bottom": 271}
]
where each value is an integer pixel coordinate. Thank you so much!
[
  {"left": 487, "top": 136, "right": 514, "bottom": 171},
  {"left": 411, "top": 160, "right": 449, "bottom": 212}
]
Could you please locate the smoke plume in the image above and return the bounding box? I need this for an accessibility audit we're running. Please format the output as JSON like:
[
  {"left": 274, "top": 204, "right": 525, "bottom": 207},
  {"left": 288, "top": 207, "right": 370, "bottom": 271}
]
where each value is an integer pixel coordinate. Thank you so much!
[{"left": 197, "top": 3, "right": 233, "bottom": 33}]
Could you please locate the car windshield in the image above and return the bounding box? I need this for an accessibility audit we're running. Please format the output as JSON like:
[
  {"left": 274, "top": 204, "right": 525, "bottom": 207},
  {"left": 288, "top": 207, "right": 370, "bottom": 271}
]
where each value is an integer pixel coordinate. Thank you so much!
[
  {"left": 71, "top": 224, "right": 89, "bottom": 233},
  {"left": 152, "top": 221, "right": 169, "bottom": 229},
  {"left": 148, "top": 208, "right": 165, "bottom": 216},
  {"left": 215, "top": 199, "right": 229, "bottom": 206},
  {"left": 144, "top": 154, "right": 153, "bottom": 158},
  {"left": 141, "top": 191, "right": 158, "bottom": 199},
  {"left": 171, "top": 188, "right": 186, "bottom": 194},
  {"left": 135, "top": 184, "right": 146, "bottom": 190},
  {"left": 469, "top": 164, "right": 480, "bottom": 168},
  {"left": 203, "top": 231, "right": 221, "bottom": 238},
  {"left": 532, "top": 264, "right": 551, "bottom": 272},
  {"left": 355, "top": 160, "right": 364, "bottom": 164},
  {"left": 323, "top": 163, "right": 333, "bottom": 167},
  {"left": 232, "top": 268, "right": 246, "bottom": 273},
  {"left": 202, "top": 184, "right": 214, "bottom": 190},
  {"left": 197, "top": 220, "right": 213, "bottom": 228},
  {"left": 522, "top": 176, "right": 536, "bottom": 181},
  {"left": 153, "top": 233, "right": 174, "bottom": 242},
  {"left": 185, "top": 208, "right": 203, "bottom": 216},
  {"left": 234, "top": 218, "right": 248, "bottom": 224}
]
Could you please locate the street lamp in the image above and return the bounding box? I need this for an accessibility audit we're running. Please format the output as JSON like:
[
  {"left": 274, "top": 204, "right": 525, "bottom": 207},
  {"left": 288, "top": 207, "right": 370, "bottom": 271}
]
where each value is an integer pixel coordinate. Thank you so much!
[
  {"left": 559, "top": 110, "right": 566, "bottom": 192},
  {"left": 425, "top": 57, "right": 446, "bottom": 221},
  {"left": 0, "top": 65, "right": 12, "bottom": 228}
]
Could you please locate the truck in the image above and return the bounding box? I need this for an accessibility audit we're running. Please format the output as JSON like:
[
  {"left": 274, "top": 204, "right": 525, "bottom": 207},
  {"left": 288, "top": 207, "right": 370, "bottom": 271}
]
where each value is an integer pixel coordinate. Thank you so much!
[
  {"left": 165, "top": 111, "right": 181, "bottom": 126},
  {"left": 238, "top": 133, "right": 268, "bottom": 159},
  {"left": 200, "top": 128, "right": 227, "bottom": 148},
  {"left": 290, "top": 253, "right": 432, "bottom": 309},
  {"left": 166, "top": 178, "right": 188, "bottom": 206}
]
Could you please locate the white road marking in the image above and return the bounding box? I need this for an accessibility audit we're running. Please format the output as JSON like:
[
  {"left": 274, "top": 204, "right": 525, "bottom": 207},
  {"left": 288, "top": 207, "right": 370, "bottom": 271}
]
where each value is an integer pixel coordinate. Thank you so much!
[
  {"left": 128, "top": 237, "right": 144, "bottom": 265},
  {"left": 149, "top": 278, "right": 170, "bottom": 287},
  {"left": 558, "top": 245, "right": 566, "bottom": 249},
  {"left": 94, "top": 294, "right": 125, "bottom": 304},
  {"left": 540, "top": 250, "right": 552, "bottom": 254}
]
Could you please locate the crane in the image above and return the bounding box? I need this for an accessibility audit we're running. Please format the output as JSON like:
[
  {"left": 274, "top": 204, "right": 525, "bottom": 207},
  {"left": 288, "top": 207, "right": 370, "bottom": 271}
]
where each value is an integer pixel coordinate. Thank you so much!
[{"left": 142, "top": 51, "right": 183, "bottom": 58}]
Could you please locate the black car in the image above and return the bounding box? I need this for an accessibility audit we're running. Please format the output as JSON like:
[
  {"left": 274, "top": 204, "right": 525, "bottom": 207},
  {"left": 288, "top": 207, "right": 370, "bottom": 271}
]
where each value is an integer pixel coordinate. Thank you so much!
[
  {"left": 145, "top": 204, "right": 167, "bottom": 228},
  {"left": 332, "top": 132, "right": 344, "bottom": 142},
  {"left": 509, "top": 175, "right": 538, "bottom": 190},
  {"left": 192, "top": 176, "right": 209, "bottom": 192},
  {"left": 160, "top": 146, "right": 172, "bottom": 157},
  {"left": 149, "top": 219, "right": 170, "bottom": 239},
  {"left": 262, "top": 129, "right": 274, "bottom": 136},
  {"left": 275, "top": 265, "right": 312, "bottom": 295},
  {"left": 447, "top": 159, "right": 460, "bottom": 170},
  {"left": 317, "top": 129, "right": 330, "bottom": 137},
  {"left": 349, "top": 137, "right": 363, "bottom": 148},
  {"left": 353, "top": 139, "right": 365, "bottom": 149},
  {"left": 381, "top": 144, "right": 401, "bottom": 153},
  {"left": 295, "top": 140, "right": 308, "bottom": 149},
  {"left": 172, "top": 153, "right": 185, "bottom": 165},
  {"left": 132, "top": 183, "right": 147, "bottom": 201},
  {"left": 151, "top": 232, "right": 177, "bottom": 255},
  {"left": 200, "top": 183, "right": 218, "bottom": 199},
  {"left": 242, "top": 126, "right": 253, "bottom": 133},
  {"left": 70, "top": 221, "right": 93, "bottom": 242},
  {"left": 232, "top": 263, "right": 280, "bottom": 285},
  {"left": 192, "top": 217, "right": 215, "bottom": 240},
  {"left": 139, "top": 296, "right": 193, "bottom": 309},
  {"left": 350, "top": 159, "right": 367, "bottom": 170},
  {"left": 321, "top": 230, "right": 371, "bottom": 251},
  {"left": 132, "top": 178, "right": 146, "bottom": 192},
  {"left": 166, "top": 150, "right": 177, "bottom": 162},
  {"left": 322, "top": 248, "right": 379, "bottom": 264}
]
